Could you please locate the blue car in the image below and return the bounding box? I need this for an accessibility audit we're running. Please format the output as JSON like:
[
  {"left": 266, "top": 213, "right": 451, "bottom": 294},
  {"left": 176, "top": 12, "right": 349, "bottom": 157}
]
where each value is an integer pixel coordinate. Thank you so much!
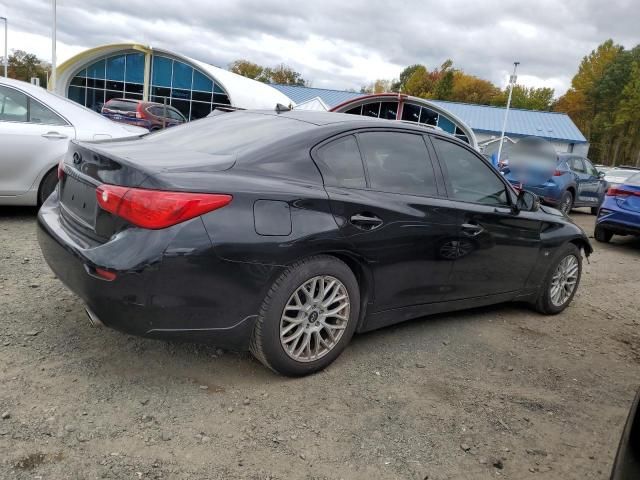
[
  {"left": 594, "top": 172, "right": 640, "bottom": 243},
  {"left": 502, "top": 153, "right": 607, "bottom": 215}
]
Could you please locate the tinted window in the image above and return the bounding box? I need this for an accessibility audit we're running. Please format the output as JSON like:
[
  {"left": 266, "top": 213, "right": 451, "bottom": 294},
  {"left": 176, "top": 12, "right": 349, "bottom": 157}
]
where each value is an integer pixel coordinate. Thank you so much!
[
  {"left": 29, "top": 99, "right": 66, "bottom": 125},
  {"left": 358, "top": 132, "right": 437, "bottom": 196},
  {"left": 316, "top": 135, "right": 366, "bottom": 189},
  {"left": 433, "top": 138, "right": 509, "bottom": 206}
]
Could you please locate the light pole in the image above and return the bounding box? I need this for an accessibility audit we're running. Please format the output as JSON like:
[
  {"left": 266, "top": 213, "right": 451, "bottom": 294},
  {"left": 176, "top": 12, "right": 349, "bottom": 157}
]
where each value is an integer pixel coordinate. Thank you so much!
[
  {"left": 496, "top": 61, "right": 519, "bottom": 164},
  {"left": 50, "top": 0, "right": 57, "bottom": 89},
  {"left": 0, "top": 16, "right": 7, "bottom": 77}
]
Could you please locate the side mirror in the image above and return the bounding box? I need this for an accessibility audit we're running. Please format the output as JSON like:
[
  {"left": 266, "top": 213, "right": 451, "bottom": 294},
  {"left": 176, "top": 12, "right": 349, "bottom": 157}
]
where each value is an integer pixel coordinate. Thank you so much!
[
  {"left": 599, "top": 171, "right": 606, "bottom": 179},
  {"left": 515, "top": 190, "right": 540, "bottom": 213}
]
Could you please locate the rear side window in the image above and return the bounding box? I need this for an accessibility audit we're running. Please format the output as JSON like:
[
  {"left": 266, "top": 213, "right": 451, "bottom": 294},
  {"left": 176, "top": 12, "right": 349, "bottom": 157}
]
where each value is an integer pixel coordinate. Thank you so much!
[
  {"left": 358, "top": 131, "right": 437, "bottom": 196},
  {"left": 29, "top": 99, "right": 66, "bottom": 125},
  {"left": 316, "top": 135, "right": 366, "bottom": 189},
  {"left": 433, "top": 137, "right": 509, "bottom": 206}
]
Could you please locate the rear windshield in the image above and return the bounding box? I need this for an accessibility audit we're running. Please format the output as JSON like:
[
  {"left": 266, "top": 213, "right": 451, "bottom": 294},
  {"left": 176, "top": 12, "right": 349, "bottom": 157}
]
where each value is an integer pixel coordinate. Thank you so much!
[
  {"left": 142, "top": 112, "right": 313, "bottom": 154},
  {"left": 104, "top": 100, "right": 138, "bottom": 112},
  {"left": 608, "top": 169, "right": 638, "bottom": 180}
]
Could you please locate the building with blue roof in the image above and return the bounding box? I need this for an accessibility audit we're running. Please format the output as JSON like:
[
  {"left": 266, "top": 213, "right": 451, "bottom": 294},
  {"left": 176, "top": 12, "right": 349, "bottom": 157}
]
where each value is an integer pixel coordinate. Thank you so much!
[{"left": 270, "top": 84, "right": 589, "bottom": 156}]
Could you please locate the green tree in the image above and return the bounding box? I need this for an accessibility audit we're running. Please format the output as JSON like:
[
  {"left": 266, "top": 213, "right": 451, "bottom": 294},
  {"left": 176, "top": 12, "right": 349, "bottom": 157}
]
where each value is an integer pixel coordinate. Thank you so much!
[
  {"left": 492, "top": 85, "right": 554, "bottom": 110},
  {"left": 391, "top": 64, "right": 422, "bottom": 92}
]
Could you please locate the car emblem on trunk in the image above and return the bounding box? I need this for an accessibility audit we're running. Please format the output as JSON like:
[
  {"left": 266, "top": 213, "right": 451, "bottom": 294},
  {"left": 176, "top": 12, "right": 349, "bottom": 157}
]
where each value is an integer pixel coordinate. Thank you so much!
[{"left": 73, "top": 152, "right": 82, "bottom": 164}]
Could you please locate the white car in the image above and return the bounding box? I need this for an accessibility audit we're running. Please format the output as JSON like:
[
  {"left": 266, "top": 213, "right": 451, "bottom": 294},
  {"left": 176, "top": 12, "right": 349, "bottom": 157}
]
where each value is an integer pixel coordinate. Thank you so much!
[
  {"left": 604, "top": 168, "right": 640, "bottom": 189},
  {"left": 0, "top": 77, "right": 148, "bottom": 206}
]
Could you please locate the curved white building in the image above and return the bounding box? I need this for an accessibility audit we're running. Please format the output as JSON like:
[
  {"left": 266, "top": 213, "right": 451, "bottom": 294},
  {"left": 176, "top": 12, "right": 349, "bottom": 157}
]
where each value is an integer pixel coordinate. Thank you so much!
[{"left": 53, "top": 43, "right": 294, "bottom": 119}]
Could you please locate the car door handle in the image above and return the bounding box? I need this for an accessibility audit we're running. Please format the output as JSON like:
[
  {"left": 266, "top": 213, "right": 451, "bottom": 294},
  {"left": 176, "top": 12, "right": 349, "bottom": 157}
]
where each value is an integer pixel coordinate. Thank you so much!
[
  {"left": 461, "top": 223, "right": 484, "bottom": 237},
  {"left": 41, "top": 131, "right": 68, "bottom": 140},
  {"left": 350, "top": 213, "right": 383, "bottom": 230}
]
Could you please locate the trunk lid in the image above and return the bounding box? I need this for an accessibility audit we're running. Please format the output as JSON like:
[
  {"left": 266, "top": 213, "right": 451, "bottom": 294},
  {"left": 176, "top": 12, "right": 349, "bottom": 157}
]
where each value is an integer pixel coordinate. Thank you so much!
[{"left": 58, "top": 139, "right": 236, "bottom": 238}]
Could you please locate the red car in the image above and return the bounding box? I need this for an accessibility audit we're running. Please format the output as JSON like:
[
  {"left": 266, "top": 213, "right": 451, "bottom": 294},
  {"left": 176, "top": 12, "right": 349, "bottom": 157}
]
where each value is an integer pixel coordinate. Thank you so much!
[{"left": 101, "top": 98, "right": 187, "bottom": 131}]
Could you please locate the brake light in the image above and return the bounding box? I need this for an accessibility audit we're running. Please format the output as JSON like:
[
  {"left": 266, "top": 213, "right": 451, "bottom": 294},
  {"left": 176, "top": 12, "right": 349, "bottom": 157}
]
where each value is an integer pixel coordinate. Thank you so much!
[
  {"left": 553, "top": 170, "right": 564, "bottom": 176},
  {"left": 94, "top": 267, "right": 117, "bottom": 281},
  {"left": 606, "top": 187, "right": 640, "bottom": 197},
  {"left": 96, "top": 185, "right": 232, "bottom": 229},
  {"left": 57, "top": 160, "right": 65, "bottom": 180},
  {"left": 136, "top": 103, "right": 144, "bottom": 119}
]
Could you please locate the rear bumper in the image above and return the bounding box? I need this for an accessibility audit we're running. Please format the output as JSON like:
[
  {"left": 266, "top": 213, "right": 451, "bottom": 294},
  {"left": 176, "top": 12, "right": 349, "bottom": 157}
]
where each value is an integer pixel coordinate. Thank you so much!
[
  {"left": 37, "top": 193, "right": 281, "bottom": 348},
  {"left": 597, "top": 201, "right": 640, "bottom": 236}
]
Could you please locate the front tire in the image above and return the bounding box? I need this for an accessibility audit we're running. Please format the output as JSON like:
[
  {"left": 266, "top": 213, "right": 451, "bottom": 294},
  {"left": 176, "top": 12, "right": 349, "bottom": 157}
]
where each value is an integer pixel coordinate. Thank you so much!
[
  {"left": 38, "top": 168, "right": 58, "bottom": 206},
  {"left": 534, "top": 243, "right": 582, "bottom": 315},
  {"left": 250, "top": 255, "right": 360, "bottom": 376},
  {"left": 594, "top": 226, "right": 613, "bottom": 243},
  {"left": 559, "top": 190, "right": 574, "bottom": 215}
]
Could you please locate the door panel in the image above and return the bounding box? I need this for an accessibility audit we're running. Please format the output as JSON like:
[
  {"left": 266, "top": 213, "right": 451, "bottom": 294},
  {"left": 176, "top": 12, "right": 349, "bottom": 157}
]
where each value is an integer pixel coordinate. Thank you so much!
[
  {"left": 571, "top": 157, "right": 600, "bottom": 205},
  {"left": 430, "top": 136, "right": 542, "bottom": 299},
  {"left": 0, "top": 121, "right": 74, "bottom": 195},
  {"left": 443, "top": 202, "right": 542, "bottom": 299},
  {"left": 326, "top": 187, "right": 459, "bottom": 310}
]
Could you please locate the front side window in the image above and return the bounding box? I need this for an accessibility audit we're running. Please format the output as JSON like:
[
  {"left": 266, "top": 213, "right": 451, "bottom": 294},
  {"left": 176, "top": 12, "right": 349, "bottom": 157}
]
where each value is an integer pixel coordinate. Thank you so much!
[
  {"left": 0, "top": 86, "right": 28, "bottom": 122},
  {"left": 584, "top": 159, "right": 599, "bottom": 177},
  {"left": 358, "top": 131, "right": 437, "bottom": 196},
  {"left": 316, "top": 135, "right": 366, "bottom": 189},
  {"left": 570, "top": 157, "right": 586, "bottom": 174},
  {"left": 433, "top": 137, "right": 509, "bottom": 206}
]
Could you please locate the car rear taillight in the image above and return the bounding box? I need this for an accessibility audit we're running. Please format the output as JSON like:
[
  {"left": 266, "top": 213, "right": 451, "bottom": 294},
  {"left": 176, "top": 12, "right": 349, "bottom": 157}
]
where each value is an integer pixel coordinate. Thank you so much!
[
  {"left": 553, "top": 170, "right": 564, "bottom": 176},
  {"left": 57, "top": 160, "right": 65, "bottom": 180},
  {"left": 136, "top": 103, "right": 144, "bottom": 119},
  {"left": 95, "top": 185, "right": 232, "bottom": 229},
  {"left": 606, "top": 187, "right": 640, "bottom": 197}
]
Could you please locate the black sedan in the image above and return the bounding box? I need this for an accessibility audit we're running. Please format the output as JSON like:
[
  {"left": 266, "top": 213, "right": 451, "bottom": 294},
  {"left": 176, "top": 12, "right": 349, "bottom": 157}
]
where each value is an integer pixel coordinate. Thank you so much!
[{"left": 38, "top": 110, "right": 592, "bottom": 376}]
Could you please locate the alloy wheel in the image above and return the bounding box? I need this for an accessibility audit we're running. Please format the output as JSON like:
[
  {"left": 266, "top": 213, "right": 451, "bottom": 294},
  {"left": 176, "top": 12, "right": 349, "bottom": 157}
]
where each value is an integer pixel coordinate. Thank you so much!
[
  {"left": 280, "top": 275, "right": 350, "bottom": 363},
  {"left": 560, "top": 193, "right": 573, "bottom": 214},
  {"left": 549, "top": 254, "right": 579, "bottom": 307}
]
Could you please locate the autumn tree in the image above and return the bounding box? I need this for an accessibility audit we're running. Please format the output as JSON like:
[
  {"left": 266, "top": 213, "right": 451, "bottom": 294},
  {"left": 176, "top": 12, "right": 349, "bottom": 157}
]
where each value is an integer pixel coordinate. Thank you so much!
[
  {"left": 229, "top": 60, "right": 307, "bottom": 86},
  {"left": 228, "top": 59, "right": 264, "bottom": 80},
  {"left": 449, "top": 72, "right": 499, "bottom": 104},
  {"left": 2, "top": 50, "right": 49, "bottom": 85}
]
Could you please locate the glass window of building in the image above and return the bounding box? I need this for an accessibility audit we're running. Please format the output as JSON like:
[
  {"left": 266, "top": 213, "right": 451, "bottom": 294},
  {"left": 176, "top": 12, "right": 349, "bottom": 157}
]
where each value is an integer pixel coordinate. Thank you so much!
[{"left": 68, "top": 52, "right": 231, "bottom": 121}]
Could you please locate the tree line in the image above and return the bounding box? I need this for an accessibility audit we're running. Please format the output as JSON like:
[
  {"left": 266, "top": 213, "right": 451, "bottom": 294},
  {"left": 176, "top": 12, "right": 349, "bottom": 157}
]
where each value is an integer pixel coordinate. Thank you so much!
[
  {"left": 361, "top": 60, "right": 555, "bottom": 111},
  {"left": 555, "top": 39, "right": 640, "bottom": 166}
]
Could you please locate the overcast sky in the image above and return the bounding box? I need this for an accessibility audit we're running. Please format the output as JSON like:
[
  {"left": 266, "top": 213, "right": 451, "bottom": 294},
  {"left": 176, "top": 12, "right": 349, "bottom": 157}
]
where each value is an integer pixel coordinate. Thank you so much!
[{"left": 1, "top": 0, "right": 638, "bottom": 96}]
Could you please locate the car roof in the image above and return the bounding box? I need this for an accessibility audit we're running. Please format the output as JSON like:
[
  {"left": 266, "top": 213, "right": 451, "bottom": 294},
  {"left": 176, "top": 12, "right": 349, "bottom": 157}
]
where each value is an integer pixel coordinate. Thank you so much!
[{"left": 0, "top": 77, "right": 147, "bottom": 136}]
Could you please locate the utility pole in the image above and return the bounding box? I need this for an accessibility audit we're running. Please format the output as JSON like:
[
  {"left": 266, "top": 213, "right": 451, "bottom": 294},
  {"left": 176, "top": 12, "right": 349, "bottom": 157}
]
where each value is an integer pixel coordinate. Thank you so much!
[
  {"left": 0, "top": 17, "right": 7, "bottom": 77},
  {"left": 496, "top": 62, "right": 519, "bottom": 164},
  {"left": 50, "top": 0, "right": 57, "bottom": 89}
]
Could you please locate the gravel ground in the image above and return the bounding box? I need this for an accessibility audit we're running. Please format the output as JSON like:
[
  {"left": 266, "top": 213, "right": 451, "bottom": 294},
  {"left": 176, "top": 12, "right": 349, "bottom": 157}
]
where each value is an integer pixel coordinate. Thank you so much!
[{"left": 1, "top": 206, "right": 639, "bottom": 480}]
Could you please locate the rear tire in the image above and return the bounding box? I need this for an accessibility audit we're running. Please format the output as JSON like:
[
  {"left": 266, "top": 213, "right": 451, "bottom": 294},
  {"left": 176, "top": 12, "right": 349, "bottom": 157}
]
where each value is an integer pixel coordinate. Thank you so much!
[
  {"left": 594, "top": 226, "right": 613, "bottom": 243},
  {"left": 38, "top": 168, "right": 58, "bottom": 206},
  {"left": 590, "top": 207, "right": 599, "bottom": 215},
  {"left": 249, "top": 255, "right": 360, "bottom": 377},
  {"left": 533, "top": 243, "right": 582, "bottom": 315},
  {"left": 559, "top": 190, "right": 574, "bottom": 215}
]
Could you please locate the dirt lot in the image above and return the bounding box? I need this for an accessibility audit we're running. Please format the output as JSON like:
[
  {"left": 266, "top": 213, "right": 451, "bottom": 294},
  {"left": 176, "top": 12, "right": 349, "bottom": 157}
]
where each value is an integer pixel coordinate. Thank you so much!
[{"left": 1, "top": 207, "right": 639, "bottom": 480}]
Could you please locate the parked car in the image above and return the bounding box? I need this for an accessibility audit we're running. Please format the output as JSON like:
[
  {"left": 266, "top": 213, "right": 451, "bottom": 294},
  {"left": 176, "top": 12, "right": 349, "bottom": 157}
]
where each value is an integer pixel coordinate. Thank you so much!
[
  {"left": 502, "top": 153, "right": 607, "bottom": 215},
  {"left": 594, "top": 172, "right": 640, "bottom": 243},
  {"left": 610, "top": 388, "right": 640, "bottom": 480},
  {"left": 0, "top": 78, "right": 148, "bottom": 206},
  {"left": 38, "top": 110, "right": 592, "bottom": 376},
  {"left": 604, "top": 168, "right": 640, "bottom": 189},
  {"left": 102, "top": 98, "right": 186, "bottom": 131}
]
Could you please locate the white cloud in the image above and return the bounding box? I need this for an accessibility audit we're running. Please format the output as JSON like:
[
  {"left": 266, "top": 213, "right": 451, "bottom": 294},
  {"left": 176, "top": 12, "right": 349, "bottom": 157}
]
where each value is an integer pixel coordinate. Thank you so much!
[{"left": 0, "top": 0, "right": 638, "bottom": 96}]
